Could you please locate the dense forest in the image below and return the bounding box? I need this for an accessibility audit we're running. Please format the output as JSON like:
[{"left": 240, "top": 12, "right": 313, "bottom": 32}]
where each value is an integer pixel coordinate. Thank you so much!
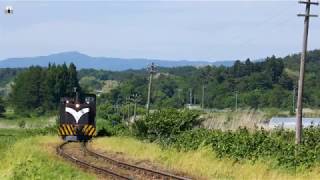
[
  {"left": 2, "top": 49, "right": 320, "bottom": 115},
  {"left": 87, "top": 50, "right": 320, "bottom": 110},
  {"left": 95, "top": 56, "right": 294, "bottom": 109},
  {"left": 8, "top": 63, "right": 80, "bottom": 115}
]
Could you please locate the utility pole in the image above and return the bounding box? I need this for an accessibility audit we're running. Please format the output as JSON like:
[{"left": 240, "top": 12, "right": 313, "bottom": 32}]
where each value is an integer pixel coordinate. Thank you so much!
[
  {"left": 235, "top": 91, "right": 238, "bottom": 112},
  {"left": 292, "top": 87, "right": 296, "bottom": 114},
  {"left": 126, "top": 96, "right": 130, "bottom": 120},
  {"left": 177, "top": 88, "right": 182, "bottom": 100},
  {"left": 132, "top": 94, "right": 139, "bottom": 121},
  {"left": 189, "top": 88, "right": 192, "bottom": 105},
  {"left": 146, "top": 63, "right": 156, "bottom": 114},
  {"left": 134, "top": 97, "right": 137, "bottom": 121},
  {"left": 296, "top": 0, "right": 318, "bottom": 144},
  {"left": 115, "top": 96, "right": 120, "bottom": 115},
  {"left": 201, "top": 85, "right": 205, "bottom": 109}
]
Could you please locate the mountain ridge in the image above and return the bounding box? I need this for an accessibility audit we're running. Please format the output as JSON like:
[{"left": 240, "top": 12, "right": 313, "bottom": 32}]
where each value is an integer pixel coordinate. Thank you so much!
[{"left": 0, "top": 51, "right": 234, "bottom": 71}]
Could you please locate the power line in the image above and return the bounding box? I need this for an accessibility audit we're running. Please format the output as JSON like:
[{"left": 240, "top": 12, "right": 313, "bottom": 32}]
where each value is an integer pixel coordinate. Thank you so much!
[{"left": 229, "top": 5, "right": 295, "bottom": 47}]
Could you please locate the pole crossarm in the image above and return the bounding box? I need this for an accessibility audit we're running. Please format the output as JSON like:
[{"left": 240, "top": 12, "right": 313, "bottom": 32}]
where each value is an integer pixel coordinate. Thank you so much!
[
  {"left": 297, "top": 14, "right": 318, "bottom": 17},
  {"left": 298, "top": 1, "right": 319, "bottom": 5}
]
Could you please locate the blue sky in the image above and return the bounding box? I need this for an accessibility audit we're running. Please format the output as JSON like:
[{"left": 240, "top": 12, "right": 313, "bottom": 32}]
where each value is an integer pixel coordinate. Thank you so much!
[{"left": 0, "top": 1, "right": 319, "bottom": 61}]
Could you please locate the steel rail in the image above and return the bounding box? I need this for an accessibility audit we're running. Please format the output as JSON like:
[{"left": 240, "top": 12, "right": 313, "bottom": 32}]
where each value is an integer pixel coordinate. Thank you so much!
[
  {"left": 57, "top": 142, "right": 132, "bottom": 180},
  {"left": 84, "top": 144, "right": 192, "bottom": 180}
]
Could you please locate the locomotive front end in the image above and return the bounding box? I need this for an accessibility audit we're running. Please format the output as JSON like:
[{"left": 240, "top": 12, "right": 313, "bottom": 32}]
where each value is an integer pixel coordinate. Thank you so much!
[{"left": 58, "top": 91, "right": 96, "bottom": 141}]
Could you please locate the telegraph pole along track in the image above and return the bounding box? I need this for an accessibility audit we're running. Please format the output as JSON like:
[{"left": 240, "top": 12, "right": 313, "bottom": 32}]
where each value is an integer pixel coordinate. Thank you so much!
[{"left": 57, "top": 142, "right": 192, "bottom": 180}]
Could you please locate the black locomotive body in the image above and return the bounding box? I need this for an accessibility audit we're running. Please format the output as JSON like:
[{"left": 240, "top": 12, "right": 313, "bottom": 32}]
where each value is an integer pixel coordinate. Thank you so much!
[{"left": 58, "top": 92, "right": 96, "bottom": 141}]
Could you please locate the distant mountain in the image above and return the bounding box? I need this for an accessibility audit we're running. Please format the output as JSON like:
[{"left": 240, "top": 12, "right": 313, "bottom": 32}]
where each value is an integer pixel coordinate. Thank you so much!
[{"left": 0, "top": 52, "right": 234, "bottom": 71}]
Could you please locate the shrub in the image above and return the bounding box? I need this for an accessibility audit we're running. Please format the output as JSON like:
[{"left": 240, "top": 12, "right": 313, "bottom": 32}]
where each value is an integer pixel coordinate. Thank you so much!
[
  {"left": 96, "top": 118, "right": 130, "bottom": 137},
  {"left": 98, "top": 103, "right": 122, "bottom": 123},
  {"left": 169, "top": 126, "right": 320, "bottom": 170},
  {"left": 133, "top": 108, "right": 202, "bottom": 141},
  {"left": 18, "top": 120, "right": 26, "bottom": 128}
]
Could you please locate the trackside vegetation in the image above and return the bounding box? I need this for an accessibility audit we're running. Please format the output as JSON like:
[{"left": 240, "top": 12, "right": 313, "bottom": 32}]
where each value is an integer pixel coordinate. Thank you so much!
[
  {"left": 3, "top": 50, "right": 320, "bottom": 179},
  {"left": 97, "top": 108, "right": 320, "bottom": 174},
  {"left": 0, "top": 129, "right": 95, "bottom": 180},
  {"left": 93, "top": 137, "right": 306, "bottom": 179}
]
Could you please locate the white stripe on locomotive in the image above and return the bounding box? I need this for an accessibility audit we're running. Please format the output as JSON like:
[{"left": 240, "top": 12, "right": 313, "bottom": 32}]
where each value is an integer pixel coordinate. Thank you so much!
[{"left": 65, "top": 107, "right": 90, "bottom": 123}]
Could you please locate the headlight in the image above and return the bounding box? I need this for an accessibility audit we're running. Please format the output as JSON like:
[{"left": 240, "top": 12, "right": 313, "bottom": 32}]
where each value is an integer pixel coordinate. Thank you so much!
[{"left": 75, "top": 104, "right": 80, "bottom": 108}]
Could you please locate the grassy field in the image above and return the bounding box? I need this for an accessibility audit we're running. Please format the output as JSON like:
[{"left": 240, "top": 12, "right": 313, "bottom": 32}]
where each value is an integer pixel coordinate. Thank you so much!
[
  {"left": 0, "top": 129, "right": 95, "bottom": 180},
  {"left": 2, "top": 108, "right": 320, "bottom": 179},
  {"left": 0, "top": 109, "right": 56, "bottom": 128},
  {"left": 92, "top": 136, "right": 320, "bottom": 180}
]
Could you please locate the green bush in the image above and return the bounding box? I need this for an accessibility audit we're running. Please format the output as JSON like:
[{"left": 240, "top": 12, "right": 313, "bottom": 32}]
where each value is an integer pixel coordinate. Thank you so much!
[
  {"left": 133, "top": 109, "right": 202, "bottom": 141},
  {"left": 98, "top": 103, "right": 122, "bottom": 123},
  {"left": 18, "top": 120, "right": 26, "bottom": 128},
  {"left": 96, "top": 118, "right": 130, "bottom": 137},
  {"left": 168, "top": 126, "right": 320, "bottom": 170}
]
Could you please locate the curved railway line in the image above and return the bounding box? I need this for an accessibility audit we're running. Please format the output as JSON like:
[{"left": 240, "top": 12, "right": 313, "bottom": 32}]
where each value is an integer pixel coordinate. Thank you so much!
[{"left": 57, "top": 142, "right": 192, "bottom": 180}]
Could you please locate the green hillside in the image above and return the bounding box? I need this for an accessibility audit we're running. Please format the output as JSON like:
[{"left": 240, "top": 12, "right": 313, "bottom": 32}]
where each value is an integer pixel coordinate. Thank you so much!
[
  {"left": 91, "top": 49, "right": 320, "bottom": 110},
  {"left": 3, "top": 49, "right": 320, "bottom": 115}
]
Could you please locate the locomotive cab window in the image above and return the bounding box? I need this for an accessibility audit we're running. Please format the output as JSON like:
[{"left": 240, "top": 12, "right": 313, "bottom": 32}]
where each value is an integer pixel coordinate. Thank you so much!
[{"left": 85, "top": 97, "right": 95, "bottom": 104}]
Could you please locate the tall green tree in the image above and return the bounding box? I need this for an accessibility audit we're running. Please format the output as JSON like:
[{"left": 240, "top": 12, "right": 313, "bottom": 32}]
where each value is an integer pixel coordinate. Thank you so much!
[
  {"left": 10, "top": 66, "right": 45, "bottom": 114},
  {"left": 67, "top": 63, "right": 80, "bottom": 96},
  {"left": 10, "top": 64, "right": 81, "bottom": 114}
]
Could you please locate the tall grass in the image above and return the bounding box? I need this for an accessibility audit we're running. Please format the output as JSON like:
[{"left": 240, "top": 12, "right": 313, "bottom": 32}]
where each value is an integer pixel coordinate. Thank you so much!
[
  {"left": 0, "top": 133, "right": 95, "bottom": 180},
  {"left": 202, "top": 108, "right": 320, "bottom": 130},
  {"left": 92, "top": 137, "right": 319, "bottom": 180},
  {"left": 202, "top": 109, "right": 267, "bottom": 130},
  {"left": 0, "top": 114, "right": 57, "bottom": 129}
]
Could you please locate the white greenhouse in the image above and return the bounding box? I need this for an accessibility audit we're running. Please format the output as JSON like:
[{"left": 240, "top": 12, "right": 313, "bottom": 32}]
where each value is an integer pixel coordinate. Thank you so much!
[{"left": 269, "top": 117, "right": 320, "bottom": 129}]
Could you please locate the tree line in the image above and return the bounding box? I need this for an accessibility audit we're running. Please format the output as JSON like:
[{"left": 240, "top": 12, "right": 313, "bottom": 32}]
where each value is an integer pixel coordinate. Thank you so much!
[
  {"left": 9, "top": 63, "right": 80, "bottom": 115},
  {"left": 100, "top": 56, "right": 295, "bottom": 110},
  {"left": 1, "top": 49, "right": 320, "bottom": 116},
  {"left": 95, "top": 50, "right": 320, "bottom": 110}
]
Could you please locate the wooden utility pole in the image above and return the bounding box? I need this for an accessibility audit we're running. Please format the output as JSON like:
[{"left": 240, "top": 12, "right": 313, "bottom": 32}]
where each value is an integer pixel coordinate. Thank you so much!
[
  {"left": 177, "top": 88, "right": 182, "bottom": 100},
  {"left": 296, "top": 0, "right": 318, "bottom": 144},
  {"left": 189, "top": 88, "right": 192, "bottom": 105},
  {"left": 292, "top": 87, "right": 296, "bottom": 114},
  {"left": 126, "top": 96, "right": 130, "bottom": 120},
  {"left": 201, "top": 85, "right": 205, "bottom": 109},
  {"left": 146, "top": 63, "right": 156, "bottom": 114},
  {"left": 132, "top": 94, "right": 139, "bottom": 121},
  {"left": 235, "top": 91, "right": 238, "bottom": 112}
]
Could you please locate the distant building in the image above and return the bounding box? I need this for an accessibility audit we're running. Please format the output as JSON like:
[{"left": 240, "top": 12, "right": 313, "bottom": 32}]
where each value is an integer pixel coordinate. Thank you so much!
[
  {"left": 95, "top": 90, "right": 103, "bottom": 97},
  {"left": 185, "top": 104, "right": 201, "bottom": 110},
  {"left": 269, "top": 117, "right": 320, "bottom": 129}
]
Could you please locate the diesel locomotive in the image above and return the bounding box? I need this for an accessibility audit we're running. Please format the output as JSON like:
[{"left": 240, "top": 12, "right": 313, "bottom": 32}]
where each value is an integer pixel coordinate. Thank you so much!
[{"left": 58, "top": 89, "right": 96, "bottom": 141}]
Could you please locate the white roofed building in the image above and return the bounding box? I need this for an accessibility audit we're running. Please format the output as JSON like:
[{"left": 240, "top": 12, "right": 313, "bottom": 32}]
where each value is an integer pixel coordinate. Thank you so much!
[{"left": 269, "top": 117, "right": 320, "bottom": 129}]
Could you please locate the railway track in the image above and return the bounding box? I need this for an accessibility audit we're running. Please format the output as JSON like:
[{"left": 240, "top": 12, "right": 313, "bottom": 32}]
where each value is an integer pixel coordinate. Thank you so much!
[
  {"left": 57, "top": 141, "right": 192, "bottom": 180},
  {"left": 57, "top": 142, "right": 131, "bottom": 179}
]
